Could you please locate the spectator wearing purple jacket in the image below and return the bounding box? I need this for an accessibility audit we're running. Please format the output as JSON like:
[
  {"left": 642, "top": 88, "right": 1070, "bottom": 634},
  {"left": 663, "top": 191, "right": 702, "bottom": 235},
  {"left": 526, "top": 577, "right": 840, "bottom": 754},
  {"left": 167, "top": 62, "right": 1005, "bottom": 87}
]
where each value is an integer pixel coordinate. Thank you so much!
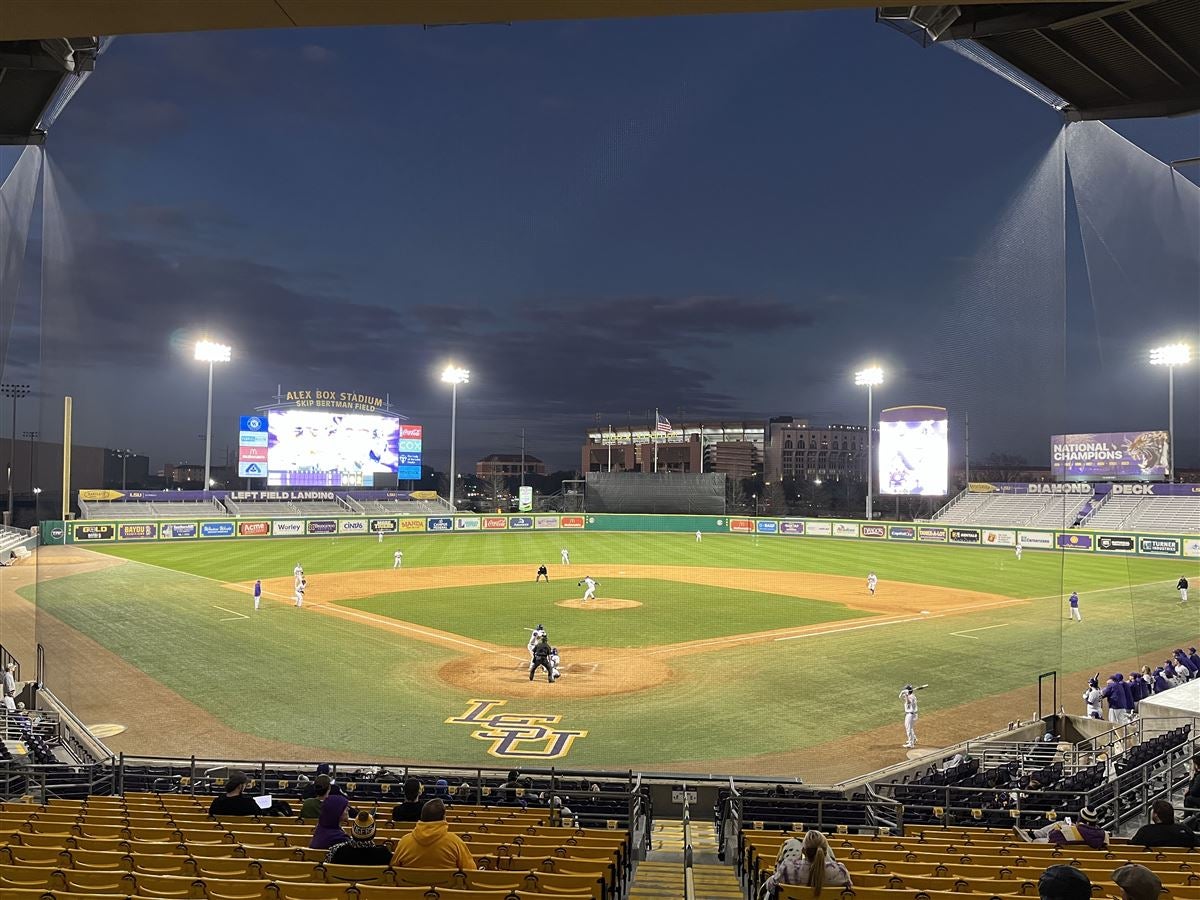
[
  {"left": 1176, "top": 650, "right": 1198, "bottom": 677},
  {"left": 1153, "top": 668, "right": 1171, "bottom": 693}
]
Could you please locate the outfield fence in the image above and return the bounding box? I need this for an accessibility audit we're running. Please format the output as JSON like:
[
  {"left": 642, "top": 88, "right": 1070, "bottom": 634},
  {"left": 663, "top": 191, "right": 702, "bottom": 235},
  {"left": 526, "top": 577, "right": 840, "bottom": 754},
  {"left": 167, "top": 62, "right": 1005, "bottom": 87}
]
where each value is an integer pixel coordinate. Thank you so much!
[{"left": 38, "top": 510, "right": 1200, "bottom": 561}]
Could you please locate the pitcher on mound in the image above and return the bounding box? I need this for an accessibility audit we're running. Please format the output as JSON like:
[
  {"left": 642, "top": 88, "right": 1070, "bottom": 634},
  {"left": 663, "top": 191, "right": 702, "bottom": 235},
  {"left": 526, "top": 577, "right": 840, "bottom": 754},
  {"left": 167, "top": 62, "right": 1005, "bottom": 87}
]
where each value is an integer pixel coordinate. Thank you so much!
[{"left": 578, "top": 576, "right": 599, "bottom": 603}]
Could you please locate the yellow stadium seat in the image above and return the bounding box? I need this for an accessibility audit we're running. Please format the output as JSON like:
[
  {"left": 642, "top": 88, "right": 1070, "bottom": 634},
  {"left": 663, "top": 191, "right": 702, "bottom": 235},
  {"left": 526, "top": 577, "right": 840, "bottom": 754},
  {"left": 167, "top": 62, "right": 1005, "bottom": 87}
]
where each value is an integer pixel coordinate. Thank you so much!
[
  {"left": 53, "top": 868, "right": 138, "bottom": 894},
  {"left": 128, "top": 853, "right": 197, "bottom": 876},
  {"left": 13, "top": 831, "right": 74, "bottom": 847},
  {"left": 0, "top": 862, "right": 56, "bottom": 888},
  {"left": 61, "top": 849, "right": 134, "bottom": 870},
  {"left": 185, "top": 844, "right": 246, "bottom": 859},
  {"left": 126, "top": 871, "right": 202, "bottom": 897},
  {"left": 388, "top": 867, "right": 470, "bottom": 889},
  {"left": 271, "top": 882, "right": 358, "bottom": 900},
  {"left": 0, "top": 845, "right": 68, "bottom": 866},
  {"left": 191, "top": 857, "right": 261, "bottom": 879},
  {"left": 254, "top": 860, "right": 322, "bottom": 882},
  {"left": 355, "top": 887, "right": 473, "bottom": 900},
  {"left": 319, "top": 863, "right": 396, "bottom": 885},
  {"left": 193, "top": 877, "right": 275, "bottom": 899}
]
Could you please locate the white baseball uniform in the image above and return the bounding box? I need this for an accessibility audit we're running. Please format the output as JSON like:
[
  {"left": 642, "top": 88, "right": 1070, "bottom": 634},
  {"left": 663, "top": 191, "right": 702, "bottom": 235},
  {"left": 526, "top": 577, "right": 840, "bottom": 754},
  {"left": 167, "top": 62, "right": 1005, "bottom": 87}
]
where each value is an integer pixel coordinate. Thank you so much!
[
  {"left": 867, "top": 574, "right": 878, "bottom": 595},
  {"left": 580, "top": 577, "right": 597, "bottom": 602},
  {"left": 378, "top": 532, "right": 383, "bottom": 543},
  {"left": 294, "top": 580, "right": 306, "bottom": 608},
  {"left": 695, "top": 531, "right": 702, "bottom": 542},
  {"left": 1083, "top": 686, "right": 1102, "bottom": 718},
  {"left": 293, "top": 564, "right": 304, "bottom": 587},
  {"left": 527, "top": 628, "right": 546, "bottom": 659},
  {"left": 393, "top": 550, "right": 403, "bottom": 569},
  {"left": 561, "top": 548, "right": 570, "bottom": 565},
  {"left": 901, "top": 690, "right": 918, "bottom": 747},
  {"left": 549, "top": 649, "right": 561, "bottom": 680},
  {"left": 1015, "top": 545, "right": 1022, "bottom": 561}
]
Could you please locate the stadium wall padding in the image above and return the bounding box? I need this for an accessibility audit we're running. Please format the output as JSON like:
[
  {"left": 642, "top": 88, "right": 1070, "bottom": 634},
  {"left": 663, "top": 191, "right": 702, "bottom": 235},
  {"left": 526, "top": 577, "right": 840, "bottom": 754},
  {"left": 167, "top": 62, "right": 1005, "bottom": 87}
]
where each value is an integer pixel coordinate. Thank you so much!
[{"left": 38, "top": 513, "right": 1200, "bottom": 560}]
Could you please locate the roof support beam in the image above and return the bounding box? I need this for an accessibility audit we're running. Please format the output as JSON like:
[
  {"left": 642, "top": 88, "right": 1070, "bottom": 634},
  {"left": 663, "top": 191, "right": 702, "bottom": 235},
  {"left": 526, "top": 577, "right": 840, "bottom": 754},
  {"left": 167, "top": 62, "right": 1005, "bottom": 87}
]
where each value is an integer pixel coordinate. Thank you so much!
[
  {"left": 1098, "top": 15, "right": 1180, "bottom": 85},
  {"left": 1125, "top": 8, "right": 1200, "bottom": 80},
  {"left": 1034, "top": 27, "right": 1131, "bottom": 99}
]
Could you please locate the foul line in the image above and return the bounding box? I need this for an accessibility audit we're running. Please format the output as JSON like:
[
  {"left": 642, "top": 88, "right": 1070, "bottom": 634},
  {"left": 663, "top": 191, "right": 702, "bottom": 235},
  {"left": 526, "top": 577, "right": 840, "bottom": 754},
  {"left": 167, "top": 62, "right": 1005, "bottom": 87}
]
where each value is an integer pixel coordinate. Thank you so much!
[
  {"left": 213, "top": 605, "right": 249, "bottom": 621},
  {"left": 950, "top": 623, "right": 1010, "bottom": 640}
]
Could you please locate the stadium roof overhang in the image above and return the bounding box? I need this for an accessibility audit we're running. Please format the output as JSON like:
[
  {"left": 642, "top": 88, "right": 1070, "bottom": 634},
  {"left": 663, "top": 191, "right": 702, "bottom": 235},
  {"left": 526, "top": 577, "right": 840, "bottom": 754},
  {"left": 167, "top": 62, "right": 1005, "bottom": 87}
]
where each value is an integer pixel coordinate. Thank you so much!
[
  {"left": 0, "top": 0, "right": 1193, "bottom": 143},
  {"left": 878, "top": 1, "right": 1200, "bottom": 120}
]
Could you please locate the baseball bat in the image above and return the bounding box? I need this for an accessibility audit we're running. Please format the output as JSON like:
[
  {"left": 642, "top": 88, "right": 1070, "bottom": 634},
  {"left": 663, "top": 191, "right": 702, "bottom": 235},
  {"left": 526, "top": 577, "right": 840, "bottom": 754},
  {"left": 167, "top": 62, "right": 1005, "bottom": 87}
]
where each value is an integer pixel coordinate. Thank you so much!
[{"left": 915, "top": 684, "right": 930, "bottom": 691}]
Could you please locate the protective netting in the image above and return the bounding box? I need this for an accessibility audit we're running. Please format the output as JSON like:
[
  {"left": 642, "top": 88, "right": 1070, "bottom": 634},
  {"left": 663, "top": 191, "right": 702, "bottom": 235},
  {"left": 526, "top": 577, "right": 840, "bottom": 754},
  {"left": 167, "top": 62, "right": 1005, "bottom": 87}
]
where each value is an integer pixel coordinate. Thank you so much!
[{"left": 0, "top": 146, "right": 43, "bottom": 380}]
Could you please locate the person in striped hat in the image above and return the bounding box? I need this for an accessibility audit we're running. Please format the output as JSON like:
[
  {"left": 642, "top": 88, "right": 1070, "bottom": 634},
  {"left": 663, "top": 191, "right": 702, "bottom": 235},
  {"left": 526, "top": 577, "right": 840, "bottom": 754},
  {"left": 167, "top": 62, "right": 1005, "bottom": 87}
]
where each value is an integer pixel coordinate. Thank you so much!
[{"left": 326, "top": 811, "right": 391, "bottom": 865}]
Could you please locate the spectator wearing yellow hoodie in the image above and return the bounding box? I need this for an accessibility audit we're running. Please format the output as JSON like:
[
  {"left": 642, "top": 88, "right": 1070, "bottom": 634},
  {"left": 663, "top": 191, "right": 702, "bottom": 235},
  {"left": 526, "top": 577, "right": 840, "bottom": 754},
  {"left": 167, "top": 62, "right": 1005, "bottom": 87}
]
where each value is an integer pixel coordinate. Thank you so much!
[{"left": 390, "top": 799, "right": 477, "bottom": 870}]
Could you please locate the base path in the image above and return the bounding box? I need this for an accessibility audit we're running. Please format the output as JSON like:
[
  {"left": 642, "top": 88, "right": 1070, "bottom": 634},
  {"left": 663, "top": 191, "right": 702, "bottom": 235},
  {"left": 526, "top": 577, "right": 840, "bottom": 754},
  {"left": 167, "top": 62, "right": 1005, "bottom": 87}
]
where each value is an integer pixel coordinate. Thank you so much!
[{"left": 245, "top": 564, "right": 1017, "bottom": 700}]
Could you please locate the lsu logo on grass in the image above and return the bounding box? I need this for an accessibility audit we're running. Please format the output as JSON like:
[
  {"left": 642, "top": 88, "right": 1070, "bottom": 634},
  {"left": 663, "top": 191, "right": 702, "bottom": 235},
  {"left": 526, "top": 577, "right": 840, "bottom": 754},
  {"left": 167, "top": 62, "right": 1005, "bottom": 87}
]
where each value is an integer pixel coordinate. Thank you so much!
[{"left": 446, "top": 699, "right": 587, "bottom": 760}]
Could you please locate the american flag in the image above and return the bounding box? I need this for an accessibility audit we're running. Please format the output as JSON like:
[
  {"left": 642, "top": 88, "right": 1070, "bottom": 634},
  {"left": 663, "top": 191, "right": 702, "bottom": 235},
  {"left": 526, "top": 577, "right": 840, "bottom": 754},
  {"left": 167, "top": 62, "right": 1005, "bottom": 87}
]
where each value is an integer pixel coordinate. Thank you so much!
[{"left": 655, "top": 414, "right": 671, "bottom": 433}]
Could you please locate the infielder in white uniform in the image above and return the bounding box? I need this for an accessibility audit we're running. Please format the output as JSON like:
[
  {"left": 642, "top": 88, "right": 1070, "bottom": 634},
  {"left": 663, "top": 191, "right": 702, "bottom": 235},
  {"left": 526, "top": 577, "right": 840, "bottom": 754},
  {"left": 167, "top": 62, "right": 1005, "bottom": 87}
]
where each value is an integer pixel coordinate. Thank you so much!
[
  {"left": 293, "top": 563, "right": 304, "bottom": 587},
  {"left": 1015, "top": 543, "right": 1022, "bottom": 561},
  {"left": 578, "top": 576, "right": 598, "bottom": 603},
  {"left": 867, "top": 572, "right": 878, "bottom": 595},
  {"left": 294, "top": 578, "right": 306, "bottom": 608},
  {"left": 900, "top": 684, "right": 919, "bottom": 748},
  {"left": 561, "top": 548, "right": 570, "bottom": 565},
  {"left": 549, "top": 646, "right": 561, "bottom": 680},
  {"left": 393, "top": 550, "right": 403, "bottom": 569}
]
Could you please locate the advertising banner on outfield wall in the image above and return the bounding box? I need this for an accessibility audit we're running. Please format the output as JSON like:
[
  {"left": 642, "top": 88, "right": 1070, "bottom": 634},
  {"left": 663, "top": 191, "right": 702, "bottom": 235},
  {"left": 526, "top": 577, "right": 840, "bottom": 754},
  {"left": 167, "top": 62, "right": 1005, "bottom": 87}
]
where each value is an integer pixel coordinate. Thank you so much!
[
  {"left": 509, "top": 517, "right": 533, "bottom": 529},
  {"left": 833, "top": 522, "right": 859, "bottom": 538},
  {"left": 305, "top": 520, "right": 336, "bottom": 535},
  {"left": 982, "top": 529, "right": 1016, "bottom": 547},
  {"left": 1017, "top": 531, "right": 1054, "bottom": 549},
  {"left": 483, "top": 517, "right": 507, "bottom": 530},
  {"left": 118, "top": 523, "right": 157, "bottom": 540},
  {"left": 73, "top": 523, "right": 115, "bottom": 541},
  {"left": 560, "top": 516, "right": 585, "bottom": 529},
  {"left": 399, "top": 518, "right": 425, "bottom": 532},
  {"left": 779, "top": 521, "right": 805, "bottom": 535},
  {"left": 917, "top": 526, "right": 947, "bottom": 542},
  {"left": 1096, "top": 535, "right": 1136, "bottom": 553},
  {"left": 534, "top": 516, "right": 560, "bottom": 529},
  {"left": 1140, "top": 536, "right": 1181, "bottom": 556},
  {"left": 756, "top": 520, "right": 778, "bottom": 534},
  {"left": 200, "top": 522, "right": 235, "bottom": 538},
  {"left": 454, "top": 517, "right": 481, "bottom": 531},
  {"left": 889, "top": 525, "right": 916, "bottom": 540},
  {"left": 160, "top": 522, "right": 197, "bottom": 539},
  {"left": 369, "top": 518, "right": 397, "bottom": 533},
  {"left": 338, "top": 519, "right": 367, "bottom": 534},
  {"left": 427, "top": 517, "right": 452, "bottom": 532},
  {"left": 272, "top": 520, "right": 304, "bottom": 536},
  {"left": 860, "top": 524, "right": 886, "bottom": 539},
  {"left": 239, "top": 521, "right": 270, "bottom": 537},
  {"left": 1056, "top": 533, "right": 1092, "bottom": 551},
  {"left": 806, "top": 521, "right": 832, "bottom": 536},
  {"left": 1185, "top": 539, "right": 1200, "bottom": 559},
  {"left": 729, "top": 518, "right": 753, "bottom": 533},
  {"left": 950, "top": 528, "right": 980, "bottom": 544}
]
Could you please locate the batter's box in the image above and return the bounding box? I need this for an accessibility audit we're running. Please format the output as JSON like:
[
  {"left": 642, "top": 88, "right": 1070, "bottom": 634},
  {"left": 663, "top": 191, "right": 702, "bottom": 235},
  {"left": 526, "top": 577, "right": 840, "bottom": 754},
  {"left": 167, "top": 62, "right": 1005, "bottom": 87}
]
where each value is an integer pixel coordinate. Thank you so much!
[{"left": 564, "top": 663, "right": 598, "bottom": 675}]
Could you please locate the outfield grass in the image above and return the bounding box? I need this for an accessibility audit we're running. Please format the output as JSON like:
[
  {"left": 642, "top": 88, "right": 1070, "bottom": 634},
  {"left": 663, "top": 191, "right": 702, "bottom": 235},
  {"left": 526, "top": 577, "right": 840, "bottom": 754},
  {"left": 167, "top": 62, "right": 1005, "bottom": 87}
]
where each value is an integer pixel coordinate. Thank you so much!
[
  {"left": 343, "top": 577, "right": 873, "bottom": 647},
  {"left": 22, "top": 533, "right": 1200, "bottom": 772}
]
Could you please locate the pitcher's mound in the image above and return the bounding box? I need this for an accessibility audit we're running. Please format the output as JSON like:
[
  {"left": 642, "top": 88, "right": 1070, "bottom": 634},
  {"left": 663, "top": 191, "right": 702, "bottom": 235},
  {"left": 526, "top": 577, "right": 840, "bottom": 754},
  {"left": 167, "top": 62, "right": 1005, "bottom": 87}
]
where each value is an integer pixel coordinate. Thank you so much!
[{"left": 555, "top": 598, "right": 641, "bottom": 611}]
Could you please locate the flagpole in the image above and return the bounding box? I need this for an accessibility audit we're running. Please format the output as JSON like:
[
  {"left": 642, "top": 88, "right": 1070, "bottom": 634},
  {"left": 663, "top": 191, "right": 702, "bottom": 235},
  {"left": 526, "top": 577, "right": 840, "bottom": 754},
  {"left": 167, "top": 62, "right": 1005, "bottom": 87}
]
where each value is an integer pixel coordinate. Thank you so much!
[{"left": 653, "top": 408, "right": 659, "bottom": 474}]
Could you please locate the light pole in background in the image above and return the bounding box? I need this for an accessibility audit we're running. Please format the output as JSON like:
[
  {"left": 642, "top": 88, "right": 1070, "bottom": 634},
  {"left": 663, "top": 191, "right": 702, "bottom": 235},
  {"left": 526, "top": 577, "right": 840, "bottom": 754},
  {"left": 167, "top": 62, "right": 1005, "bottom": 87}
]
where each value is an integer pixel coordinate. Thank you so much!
[
  {"left": 32, "top": 486, "right": 42, "bottom": 523},
  {"left": 114, "top": 449, "right": 136, "bottom": 491},
  {"left": 194, "top": 341, "right": 231, "bottom": 493},
  {"left": 1, "top": 384, "right": 30, "bottom": 524},
  {"left": 854, "top": 366, "right": 884, "bottom": 520},
  {"left": 1150, "top": 343, "right": 1191, "bottom": 483},
  {"left": 441, "top": 364, "right": 470, "bottom": 509},
  {"left": 22, "top": 430, "right": 38, "bottom": 496}
]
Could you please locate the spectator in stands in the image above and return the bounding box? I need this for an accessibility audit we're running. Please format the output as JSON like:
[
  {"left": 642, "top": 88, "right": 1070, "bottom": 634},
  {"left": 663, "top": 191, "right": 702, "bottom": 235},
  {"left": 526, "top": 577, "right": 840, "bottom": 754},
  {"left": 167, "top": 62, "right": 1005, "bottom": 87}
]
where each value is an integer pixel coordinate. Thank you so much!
[
  {"left": 454, "top": 782, "right": 473, "bottom": 803},
  {"left": 207, "top": 771, "right": 261, "bottom": 817},
  {"left": 431, "top": 778, "right": 452, "bottom": 802},
  {"left": 1018, "top": 806, "right": 1107, "bottom": 848},
  {"left": 1189, "top": 648, "right": 1200, "bottom": 672},
  {"left": 391, "top": 777, "right": 424, "bottom": 822},
  {"left": 1129, "top": 799, "right": 1195, "bottom": 848},
  {"left": 309, "top": 791, "right": 351, "bottom": 850},
  {"left": 326, "top": 811, "right": 392, "bottom": 865},
  {"left": 1113, "top": 864, "right": 1163, "bottom": 900},
  {"left": 2, "top": 663, "right": 16, "bottom": 712},
  {"left": 551, "top": 795, "right": 577, "bottom": 828},
  {"left": 763, "top": 830, "right": 851, "bottom": 898},
  {"left": 301, "top": 774, "right": 331, "bottom": 820},
  {"left": 1038, "top": 864, "right": 1092, "bottom": 900},
  {"left": 390, "top": 799, "right": 477, "bottom": 870},
  {"left": 497, "top": 769, "right": 521, "bottom": 802},
  {"left": 1184, "top": 759, "right": 1200, "bottom": 812}
]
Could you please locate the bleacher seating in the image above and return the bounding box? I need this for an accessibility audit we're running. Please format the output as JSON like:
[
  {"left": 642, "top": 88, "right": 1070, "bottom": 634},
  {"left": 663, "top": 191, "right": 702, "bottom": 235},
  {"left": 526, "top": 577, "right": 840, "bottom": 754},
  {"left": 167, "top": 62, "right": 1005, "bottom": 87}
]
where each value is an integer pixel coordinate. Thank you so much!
[
  {"left": 934, "top": 492, "right": 1089, "bottom": 528},
  {"left": 228, "top": 501, "right": 349, "bottom": 518},
  {"left": 80, "top": 501, "right": 230, "bottom": 520},
  {"left": 1084, "top": 494, "right": 1200, "bottom": 534},
  {"left": 0, "top": 791, "right": 628, "bottom": 900},
  {"left": 355, "top": 499, "right": 454, "bottom": 516}
]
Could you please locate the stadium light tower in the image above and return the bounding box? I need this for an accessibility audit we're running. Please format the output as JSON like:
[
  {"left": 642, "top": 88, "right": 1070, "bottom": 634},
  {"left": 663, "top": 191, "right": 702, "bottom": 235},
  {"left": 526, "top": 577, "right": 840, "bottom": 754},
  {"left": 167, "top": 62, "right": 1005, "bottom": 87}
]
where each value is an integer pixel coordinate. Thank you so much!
[
  {"left": 441, "top": 364, "right": 470, "bottom": 509},
  {"left": 854, "top": 366, "right": 884, "bottom": 520},
  {"left": 1150, "top": 343, "right": 1191, "bottom": 483},
  {"left": 194, "top": 340, "right": 231, "bottom": 494}
]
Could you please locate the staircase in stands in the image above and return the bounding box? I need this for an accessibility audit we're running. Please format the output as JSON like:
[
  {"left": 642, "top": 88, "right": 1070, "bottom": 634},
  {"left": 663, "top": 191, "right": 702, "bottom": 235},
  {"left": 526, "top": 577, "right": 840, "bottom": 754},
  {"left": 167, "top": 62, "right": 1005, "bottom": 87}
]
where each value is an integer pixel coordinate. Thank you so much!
[{"left": 629, "top": 816, "right": 742, "bottom": 899}]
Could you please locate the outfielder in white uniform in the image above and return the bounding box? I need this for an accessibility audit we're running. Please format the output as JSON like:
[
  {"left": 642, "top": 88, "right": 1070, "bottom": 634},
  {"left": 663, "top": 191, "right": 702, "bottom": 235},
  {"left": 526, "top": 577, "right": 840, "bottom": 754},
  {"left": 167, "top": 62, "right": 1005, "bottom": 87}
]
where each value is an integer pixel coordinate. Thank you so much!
[
  {"left": 900, "top": 685, "right": 918, "bottom": 748},
  {"left": 378, "top": 531, "right": 383, "bottom": 544},
  {"left": 393, "top": 550, "right": 403, "bottom": 569},
  {"left": 578, "top": 577, "right": 598, "bottom": 603},
  {"left": 867, "top": 572, "right": 878, "bottom": 595},
  {"left": 294, "top": 579, "right": 306, "bottom": 608},
  {"left": 1015, "top": 543, "right": 1022, "bottom": 561},
  {"left": 561, "top": 548, "right": 570, "bottom": 565},
  {"left": 695, "top": 530, "right": 702, "bottom": 543}
]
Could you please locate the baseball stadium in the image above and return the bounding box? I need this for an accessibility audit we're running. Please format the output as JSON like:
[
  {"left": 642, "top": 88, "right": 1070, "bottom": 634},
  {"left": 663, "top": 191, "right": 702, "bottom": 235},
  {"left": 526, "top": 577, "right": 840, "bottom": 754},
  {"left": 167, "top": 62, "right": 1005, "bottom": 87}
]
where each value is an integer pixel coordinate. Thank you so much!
[{"left": 0, "top": 3, "right": 1198, "bottom": 900}]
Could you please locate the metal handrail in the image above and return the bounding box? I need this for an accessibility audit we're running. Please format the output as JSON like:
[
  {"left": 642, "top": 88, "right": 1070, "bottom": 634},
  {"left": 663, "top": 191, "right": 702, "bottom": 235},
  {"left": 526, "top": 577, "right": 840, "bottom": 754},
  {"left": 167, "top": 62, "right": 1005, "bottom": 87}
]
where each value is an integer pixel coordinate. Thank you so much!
[{"left": 681, "top": 782, "right": 695, "bottom": 900}]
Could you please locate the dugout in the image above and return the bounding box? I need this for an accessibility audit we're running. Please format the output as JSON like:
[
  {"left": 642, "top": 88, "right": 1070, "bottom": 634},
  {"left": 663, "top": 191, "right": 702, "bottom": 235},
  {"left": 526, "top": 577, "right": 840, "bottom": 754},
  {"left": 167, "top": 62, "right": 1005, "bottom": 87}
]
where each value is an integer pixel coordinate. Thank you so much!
[{"left": 584, "top": 472, "right": 725, "bottom": 515}]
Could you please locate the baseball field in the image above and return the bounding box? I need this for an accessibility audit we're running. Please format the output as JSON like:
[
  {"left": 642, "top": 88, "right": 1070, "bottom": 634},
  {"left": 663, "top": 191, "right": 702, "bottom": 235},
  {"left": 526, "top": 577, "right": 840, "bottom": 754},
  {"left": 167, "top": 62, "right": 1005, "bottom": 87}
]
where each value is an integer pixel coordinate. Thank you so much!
[{"left": 8, "top": 532, "right": 1199, "bottom": 781}]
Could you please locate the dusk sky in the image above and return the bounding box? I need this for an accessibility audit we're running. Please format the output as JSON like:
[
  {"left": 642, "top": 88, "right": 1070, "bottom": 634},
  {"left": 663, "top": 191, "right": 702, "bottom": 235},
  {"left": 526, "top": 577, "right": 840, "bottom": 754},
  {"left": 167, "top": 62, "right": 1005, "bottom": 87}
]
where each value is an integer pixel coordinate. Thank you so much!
[{"left": 2, "top": 9, "right": 1197, "bottom": 475}]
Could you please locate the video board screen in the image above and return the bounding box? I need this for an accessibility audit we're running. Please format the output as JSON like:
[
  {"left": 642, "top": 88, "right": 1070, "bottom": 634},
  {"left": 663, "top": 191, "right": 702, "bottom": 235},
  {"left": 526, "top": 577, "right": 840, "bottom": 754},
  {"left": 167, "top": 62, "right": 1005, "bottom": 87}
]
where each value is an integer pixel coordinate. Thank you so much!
[
  {"left": 1051, "top": 431, "right": 1169, "bottom": 481},
  {"left": 267, "top": 410, "right": 420, "bottom": 486},
  {"left": 878, "top": 406, "right": 948, "bottom": 496}
]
